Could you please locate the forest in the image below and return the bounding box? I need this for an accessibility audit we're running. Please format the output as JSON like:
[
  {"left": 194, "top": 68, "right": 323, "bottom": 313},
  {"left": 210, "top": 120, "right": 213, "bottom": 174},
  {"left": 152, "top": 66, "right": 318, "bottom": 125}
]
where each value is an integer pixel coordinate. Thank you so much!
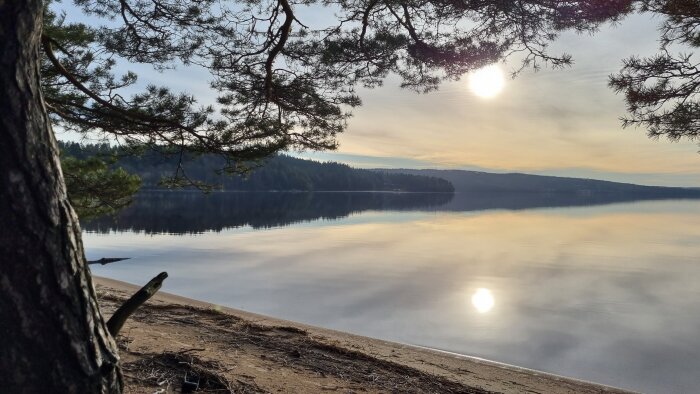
[{"left": 59, "top": 142, "right": 455, "bottom": 193}]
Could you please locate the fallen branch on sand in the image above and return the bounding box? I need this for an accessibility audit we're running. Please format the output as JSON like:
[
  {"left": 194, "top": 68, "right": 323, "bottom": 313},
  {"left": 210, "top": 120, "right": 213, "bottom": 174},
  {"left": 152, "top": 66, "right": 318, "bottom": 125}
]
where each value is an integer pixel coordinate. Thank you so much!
[{"left": 107, "top": 272, "right": 168, "bottom": 336}]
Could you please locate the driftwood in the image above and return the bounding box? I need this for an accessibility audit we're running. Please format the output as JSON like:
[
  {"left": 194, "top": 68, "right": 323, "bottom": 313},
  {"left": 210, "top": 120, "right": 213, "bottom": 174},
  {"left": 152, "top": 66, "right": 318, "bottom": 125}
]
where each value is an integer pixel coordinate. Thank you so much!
[
  {"left": 88, "top": 257, "right": 130, "bottom": 265},
  {"left": 107, "top": 272, "right": 168, "bottom": 336}
]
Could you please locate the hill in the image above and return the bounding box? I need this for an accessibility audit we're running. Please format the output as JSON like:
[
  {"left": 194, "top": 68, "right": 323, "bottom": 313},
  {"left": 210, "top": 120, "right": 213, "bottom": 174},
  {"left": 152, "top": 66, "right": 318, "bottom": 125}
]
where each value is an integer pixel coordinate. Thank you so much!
[{"left": 380, "top": 168, "right": 700, "bottom": 197}]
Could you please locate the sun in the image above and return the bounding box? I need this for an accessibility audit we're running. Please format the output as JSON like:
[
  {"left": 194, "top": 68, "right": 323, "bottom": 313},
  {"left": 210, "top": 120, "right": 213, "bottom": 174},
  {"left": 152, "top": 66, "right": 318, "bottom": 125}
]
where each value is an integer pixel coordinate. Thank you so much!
[{"left": 468, "top": 65, "right": 505, "bottom": 99}]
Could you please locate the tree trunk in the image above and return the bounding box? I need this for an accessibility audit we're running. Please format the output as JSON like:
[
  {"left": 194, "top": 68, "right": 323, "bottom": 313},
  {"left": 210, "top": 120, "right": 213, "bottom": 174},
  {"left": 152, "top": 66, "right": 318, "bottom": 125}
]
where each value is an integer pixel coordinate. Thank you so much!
[{"left": 0, "top": 1, "right": 123, "bottom": 392}]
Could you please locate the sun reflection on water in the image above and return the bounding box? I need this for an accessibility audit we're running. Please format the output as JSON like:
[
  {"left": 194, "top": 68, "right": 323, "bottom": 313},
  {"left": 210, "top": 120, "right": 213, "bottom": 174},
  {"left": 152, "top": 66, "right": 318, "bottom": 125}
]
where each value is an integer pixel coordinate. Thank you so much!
[{"left": 471, "top": 288, "right": 495, "bottom": 313}]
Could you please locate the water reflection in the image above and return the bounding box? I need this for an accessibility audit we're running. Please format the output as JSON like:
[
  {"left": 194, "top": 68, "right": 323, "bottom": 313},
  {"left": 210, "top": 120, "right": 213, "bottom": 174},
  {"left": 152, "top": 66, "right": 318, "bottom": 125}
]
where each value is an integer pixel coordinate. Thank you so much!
[
  {"left": 85, "top": 196, "right": 700, "bottom": 393},
  {"left": 471, "top": 288, "right": 495, "bottom": 313},
  {"left": 83, "top": 191, "right": 453, "bottom": 234},
  {"left": 82, "top": 190, "right": 700, "bottom": 234}
]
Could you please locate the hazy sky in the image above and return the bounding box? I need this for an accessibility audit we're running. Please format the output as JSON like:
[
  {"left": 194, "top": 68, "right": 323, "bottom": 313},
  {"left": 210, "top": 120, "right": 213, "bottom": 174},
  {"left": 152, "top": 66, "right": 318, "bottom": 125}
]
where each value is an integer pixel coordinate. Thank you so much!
[
  {"left": 302, "top": 12, "right": 700, "bottom": 187},
  {"left": 57, "top": 6, "right": 700, "bottom": 186}
]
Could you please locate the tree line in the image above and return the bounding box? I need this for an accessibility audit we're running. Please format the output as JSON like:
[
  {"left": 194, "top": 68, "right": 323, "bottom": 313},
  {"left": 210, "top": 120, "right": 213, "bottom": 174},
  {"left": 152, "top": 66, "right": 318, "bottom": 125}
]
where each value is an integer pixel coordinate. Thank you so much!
[{"left": 59, "top": 141, "right": 455, "bottom": 193}]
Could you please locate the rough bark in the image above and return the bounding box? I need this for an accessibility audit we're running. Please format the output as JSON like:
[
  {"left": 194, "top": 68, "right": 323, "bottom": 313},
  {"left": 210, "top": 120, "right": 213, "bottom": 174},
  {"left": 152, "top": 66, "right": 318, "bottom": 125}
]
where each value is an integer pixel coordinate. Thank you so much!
[{"left": 0, "top": 1, "right": 123, "bottom": 392}]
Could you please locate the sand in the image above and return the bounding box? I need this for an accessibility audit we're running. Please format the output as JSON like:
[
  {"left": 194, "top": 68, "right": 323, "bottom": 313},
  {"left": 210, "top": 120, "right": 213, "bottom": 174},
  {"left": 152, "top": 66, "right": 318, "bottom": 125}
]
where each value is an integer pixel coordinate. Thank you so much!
[{"left": 94, "top": 276, "right": 634, "bottom": 394}]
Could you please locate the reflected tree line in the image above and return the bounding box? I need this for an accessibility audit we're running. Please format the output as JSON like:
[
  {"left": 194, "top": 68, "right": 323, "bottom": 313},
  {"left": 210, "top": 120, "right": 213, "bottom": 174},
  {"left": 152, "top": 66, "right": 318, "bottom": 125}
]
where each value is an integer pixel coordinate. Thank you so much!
[
  {"left": 440, "top": 190, "right": 700, "bottom": 211},
  {"left": 82, "top": 191, "right": 454, "bottom": 234},
  {"left": 82, "top": 189, "right": 700, "bottom": 235}
]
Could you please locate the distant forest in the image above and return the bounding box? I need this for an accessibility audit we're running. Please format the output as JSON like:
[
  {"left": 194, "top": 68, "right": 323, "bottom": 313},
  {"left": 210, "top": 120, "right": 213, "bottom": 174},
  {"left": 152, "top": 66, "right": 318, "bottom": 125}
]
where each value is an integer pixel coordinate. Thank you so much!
[{"left": 59, "top": 142, "right": 454, "bottom": 193}]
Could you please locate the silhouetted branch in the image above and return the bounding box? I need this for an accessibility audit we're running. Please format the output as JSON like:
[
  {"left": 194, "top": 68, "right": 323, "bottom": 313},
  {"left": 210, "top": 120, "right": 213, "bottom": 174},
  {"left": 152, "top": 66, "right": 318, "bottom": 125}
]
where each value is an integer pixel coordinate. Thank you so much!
[
  {"left": 107, "top": 272, "right": 168, "bottom": 336},
  {"left": 87, "top": 257, "right": 130, "bottom": 265}
]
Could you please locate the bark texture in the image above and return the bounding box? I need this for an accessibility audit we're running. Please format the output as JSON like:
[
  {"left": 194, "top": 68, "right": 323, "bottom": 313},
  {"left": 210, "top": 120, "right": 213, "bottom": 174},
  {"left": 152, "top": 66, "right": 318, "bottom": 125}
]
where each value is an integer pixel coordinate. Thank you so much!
[{"left": 0, "top": 1, "right": 122, "bottom": 392}]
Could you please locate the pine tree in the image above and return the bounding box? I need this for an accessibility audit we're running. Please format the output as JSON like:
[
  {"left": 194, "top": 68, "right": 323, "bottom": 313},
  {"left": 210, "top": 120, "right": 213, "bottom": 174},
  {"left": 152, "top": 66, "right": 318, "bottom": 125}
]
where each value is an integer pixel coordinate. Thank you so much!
[{"left": 610, "top": 0, "right": 700, "bottom": 141}]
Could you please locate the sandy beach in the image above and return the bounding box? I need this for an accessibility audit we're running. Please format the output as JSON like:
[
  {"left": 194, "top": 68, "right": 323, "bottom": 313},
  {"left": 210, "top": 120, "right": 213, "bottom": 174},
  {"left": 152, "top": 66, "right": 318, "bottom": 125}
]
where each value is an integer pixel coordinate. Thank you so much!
[{"left": 95, "top": 276, "right": 634, "bottom": 394}]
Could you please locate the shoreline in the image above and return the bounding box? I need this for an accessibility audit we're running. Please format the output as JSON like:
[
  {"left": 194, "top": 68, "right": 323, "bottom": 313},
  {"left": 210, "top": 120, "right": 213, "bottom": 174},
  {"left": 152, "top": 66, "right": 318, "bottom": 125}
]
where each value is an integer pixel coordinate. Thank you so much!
[{"left": 95, "top": 276, "right": 634, "bottom": 393}]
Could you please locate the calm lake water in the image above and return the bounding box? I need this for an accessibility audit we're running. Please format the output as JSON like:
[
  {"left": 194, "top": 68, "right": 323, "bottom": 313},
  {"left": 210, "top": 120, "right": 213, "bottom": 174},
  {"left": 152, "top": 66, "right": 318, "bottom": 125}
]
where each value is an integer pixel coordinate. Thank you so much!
[{"left": 85, "top": 191, "right": 700, "bottom": 393}]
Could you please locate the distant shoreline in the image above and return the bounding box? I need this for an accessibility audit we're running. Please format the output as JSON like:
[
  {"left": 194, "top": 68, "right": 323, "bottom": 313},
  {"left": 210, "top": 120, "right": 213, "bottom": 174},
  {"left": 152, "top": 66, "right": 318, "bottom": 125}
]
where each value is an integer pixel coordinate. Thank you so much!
[{"left": 139, "top": 188, "right": 456, "bottom": 193}]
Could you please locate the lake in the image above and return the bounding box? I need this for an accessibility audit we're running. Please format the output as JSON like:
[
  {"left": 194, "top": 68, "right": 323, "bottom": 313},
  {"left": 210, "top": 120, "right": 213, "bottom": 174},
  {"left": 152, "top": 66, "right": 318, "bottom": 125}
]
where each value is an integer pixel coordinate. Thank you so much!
[{"left": 84, "top": 191, "right": 700, "bottom": 393}]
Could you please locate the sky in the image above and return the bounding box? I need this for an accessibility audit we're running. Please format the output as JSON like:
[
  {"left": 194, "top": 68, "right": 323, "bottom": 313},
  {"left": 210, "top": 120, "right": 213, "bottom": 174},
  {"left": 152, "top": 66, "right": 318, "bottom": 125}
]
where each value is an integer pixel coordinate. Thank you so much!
[
  {"left": 56, "top": 6, "right": 700, "bottom": 187},
  {"left": 300, "top": 12, "right": 700, "bottom": 187}
]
